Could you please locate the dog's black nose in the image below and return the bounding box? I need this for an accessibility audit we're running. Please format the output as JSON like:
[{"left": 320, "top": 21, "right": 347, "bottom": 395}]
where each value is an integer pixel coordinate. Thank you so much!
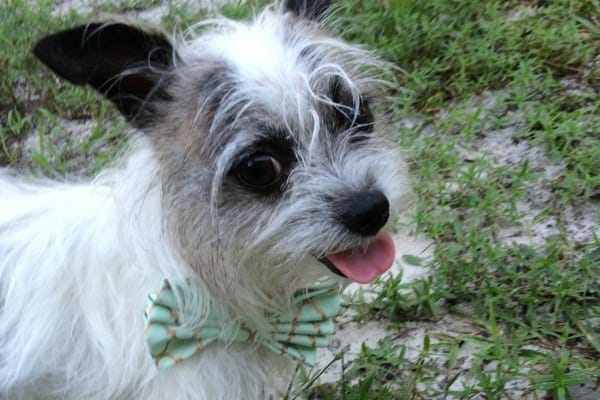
[{"left": 338, "top": 189, "right": 389, "bottom": 236}]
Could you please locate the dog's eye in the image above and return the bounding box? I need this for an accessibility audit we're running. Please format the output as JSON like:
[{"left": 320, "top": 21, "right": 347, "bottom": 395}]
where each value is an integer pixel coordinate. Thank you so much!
[
  {"left": 335, "top": 96, "right": 374, "bottom": 144},
  {"left": 235, "top": 152, "right": 283, "bottom": 191},
  {"left": 345, "top": 98, "right": 374, "bottom": 132}
]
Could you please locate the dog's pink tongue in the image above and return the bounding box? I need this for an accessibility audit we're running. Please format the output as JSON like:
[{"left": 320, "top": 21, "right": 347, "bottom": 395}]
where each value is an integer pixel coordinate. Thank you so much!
[{"left": 326, "top": 233, "right": 395, "bottom": 284}]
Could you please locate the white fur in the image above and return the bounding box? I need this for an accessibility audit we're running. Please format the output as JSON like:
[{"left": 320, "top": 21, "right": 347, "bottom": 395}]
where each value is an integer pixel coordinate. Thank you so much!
[{"left": 0, "top": 139, "right": 289, "bottom": 399}]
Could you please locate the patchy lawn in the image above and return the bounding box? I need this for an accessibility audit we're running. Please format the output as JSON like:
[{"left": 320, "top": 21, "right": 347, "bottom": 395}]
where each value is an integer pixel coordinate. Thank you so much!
[{"left": 1, "top": 0, "right": 598, "bottom": 399}]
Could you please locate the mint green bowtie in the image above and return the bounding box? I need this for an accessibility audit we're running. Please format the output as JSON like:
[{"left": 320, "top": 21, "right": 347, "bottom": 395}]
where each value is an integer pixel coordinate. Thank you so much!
[{"left": 144, "top": 279, "right": 341, "bottom": 370}]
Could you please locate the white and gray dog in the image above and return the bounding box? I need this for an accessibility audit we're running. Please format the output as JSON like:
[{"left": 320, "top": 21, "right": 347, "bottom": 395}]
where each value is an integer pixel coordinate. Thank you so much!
[{"left": 0, "top": 0, "right": 406, "bottom": 398}]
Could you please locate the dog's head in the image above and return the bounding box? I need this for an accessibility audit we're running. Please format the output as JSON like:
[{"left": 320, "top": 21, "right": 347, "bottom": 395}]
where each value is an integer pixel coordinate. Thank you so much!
[{"left": 34, "top": 0, "right": 407, "bottom": 310}]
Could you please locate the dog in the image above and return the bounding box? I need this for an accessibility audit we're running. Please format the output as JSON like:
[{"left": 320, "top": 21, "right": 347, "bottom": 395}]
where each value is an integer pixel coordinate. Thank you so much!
[{"left": 0, "top": 1, "right": 406, "bottom": 398}]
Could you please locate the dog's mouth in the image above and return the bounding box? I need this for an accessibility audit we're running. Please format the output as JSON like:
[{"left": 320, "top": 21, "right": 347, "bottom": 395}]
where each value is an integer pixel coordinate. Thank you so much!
[{"left": 318, "top": 233, "right": 396, "bottom": 284}]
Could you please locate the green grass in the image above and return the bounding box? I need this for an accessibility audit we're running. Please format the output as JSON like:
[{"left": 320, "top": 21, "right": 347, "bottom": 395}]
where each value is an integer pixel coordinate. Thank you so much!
[
  {"left": 0, "top": 0, "right": 128, "bottom": 175},
  {"left": 1, "top": 0, "right": 598, "bottom": 399},
  {"left": 317, "top": 1, "right": 599, "bottom": 398}
]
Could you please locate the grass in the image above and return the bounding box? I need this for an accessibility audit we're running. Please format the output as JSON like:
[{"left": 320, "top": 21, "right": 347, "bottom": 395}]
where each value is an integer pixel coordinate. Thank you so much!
[
  {"left": 1, "top": 0, "right": 598, "bottom": 399},
  {"left": 320, "top": 1, "right": 599, "bottom": 398}
]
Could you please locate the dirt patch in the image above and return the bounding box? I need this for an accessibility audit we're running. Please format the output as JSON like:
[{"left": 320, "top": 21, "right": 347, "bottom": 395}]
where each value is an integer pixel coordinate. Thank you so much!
[
  {"left": 448, "top": 90, "right": 598, "bottom": 246},
  {"left": 53, "top": 0, "right": 232, "bottom": 20}
]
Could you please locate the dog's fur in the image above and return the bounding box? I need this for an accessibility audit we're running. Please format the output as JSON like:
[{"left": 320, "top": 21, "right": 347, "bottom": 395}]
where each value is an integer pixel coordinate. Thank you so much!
[{"left": 0, "top": 1, "right": 406, "bottom": 398}]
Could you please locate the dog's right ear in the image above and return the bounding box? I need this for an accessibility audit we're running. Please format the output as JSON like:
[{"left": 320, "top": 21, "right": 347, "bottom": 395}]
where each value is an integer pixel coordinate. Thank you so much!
[
  {"left": 33, "top": 22, "right": 175, "bottom": 126},
  {"left": 284, "top": 0, "right": 331, "bottom": 22}
]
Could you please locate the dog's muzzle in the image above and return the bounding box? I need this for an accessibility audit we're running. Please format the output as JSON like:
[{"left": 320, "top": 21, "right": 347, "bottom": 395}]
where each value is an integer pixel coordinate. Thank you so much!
[{"left": 317, "top": 189, "right": 395, "bottom": 284}]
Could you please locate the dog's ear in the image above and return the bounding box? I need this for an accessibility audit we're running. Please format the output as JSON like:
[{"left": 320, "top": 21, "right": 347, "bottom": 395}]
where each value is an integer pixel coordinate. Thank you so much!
[
  {"left": 284, "top": 0, "right": 331, "bottom": 22},
  {"left": 33, "top": 22, "right": 175, "bottom": 126}
]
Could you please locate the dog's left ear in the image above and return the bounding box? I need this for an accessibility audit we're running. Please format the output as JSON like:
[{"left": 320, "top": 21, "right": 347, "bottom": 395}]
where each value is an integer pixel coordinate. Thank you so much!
[
  {"left": 284, "top": 0, "right": 331, "bottom": 22},
  {"left": 33, "top": 22, "right": 175, "bottom": 127}
]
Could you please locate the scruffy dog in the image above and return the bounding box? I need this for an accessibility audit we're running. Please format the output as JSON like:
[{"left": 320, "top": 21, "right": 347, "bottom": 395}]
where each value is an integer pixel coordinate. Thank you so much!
[{"left": 0, "top": 0, "right": 405, "bottom": 398}]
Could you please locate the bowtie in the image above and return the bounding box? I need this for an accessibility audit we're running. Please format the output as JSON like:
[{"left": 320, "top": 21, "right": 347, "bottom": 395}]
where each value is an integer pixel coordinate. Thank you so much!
[{"left": 144, "top": 279, "right": 341, "bottom": 370}]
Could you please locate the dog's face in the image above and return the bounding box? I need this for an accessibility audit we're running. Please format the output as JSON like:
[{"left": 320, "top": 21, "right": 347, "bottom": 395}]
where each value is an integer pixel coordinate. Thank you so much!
[{"left": 34, "top": 1, "right": 406, "bottom": 308}]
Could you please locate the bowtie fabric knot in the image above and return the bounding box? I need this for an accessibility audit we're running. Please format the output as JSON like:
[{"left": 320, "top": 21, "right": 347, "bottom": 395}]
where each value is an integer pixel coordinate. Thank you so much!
[{"left": 144, "top": 279, "right": 341, "bottom": 370}]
